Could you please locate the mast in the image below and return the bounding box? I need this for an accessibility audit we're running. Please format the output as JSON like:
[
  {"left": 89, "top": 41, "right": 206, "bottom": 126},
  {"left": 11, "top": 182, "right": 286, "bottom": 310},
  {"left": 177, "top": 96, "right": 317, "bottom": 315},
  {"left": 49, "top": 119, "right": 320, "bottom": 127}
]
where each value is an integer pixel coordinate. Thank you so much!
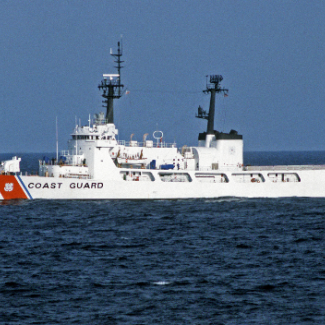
[
  {"left": 98, "top": 42, "right": 124, "bottom": 123},
  {"left": 196, "top": 75, "right": 228, "bottom": 134}
]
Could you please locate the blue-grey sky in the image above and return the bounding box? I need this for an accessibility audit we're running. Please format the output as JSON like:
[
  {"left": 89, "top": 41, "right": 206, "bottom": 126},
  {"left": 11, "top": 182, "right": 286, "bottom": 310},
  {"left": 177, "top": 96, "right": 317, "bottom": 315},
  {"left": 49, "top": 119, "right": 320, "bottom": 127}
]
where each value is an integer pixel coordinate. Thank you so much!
[{"left": 1, "top": 0, "right": 325, "bottom": 153}]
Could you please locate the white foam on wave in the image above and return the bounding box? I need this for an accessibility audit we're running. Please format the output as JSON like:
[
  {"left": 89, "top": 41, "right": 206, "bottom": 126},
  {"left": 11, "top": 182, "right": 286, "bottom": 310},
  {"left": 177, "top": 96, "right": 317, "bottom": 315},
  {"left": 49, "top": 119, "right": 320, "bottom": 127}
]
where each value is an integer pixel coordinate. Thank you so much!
[{"left": 153, "top": 281, "right": 170, "bottom": 285}]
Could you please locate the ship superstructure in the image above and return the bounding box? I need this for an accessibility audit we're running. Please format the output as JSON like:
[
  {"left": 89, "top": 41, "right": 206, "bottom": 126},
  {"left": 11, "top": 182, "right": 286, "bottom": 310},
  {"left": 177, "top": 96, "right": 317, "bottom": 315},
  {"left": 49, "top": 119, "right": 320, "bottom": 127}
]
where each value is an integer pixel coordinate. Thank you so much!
[
  {"left": 38, "top": 42, "right": 243, "bottom": 180},
  {"left": 1, "top": 42, "right": 325, "bottom": 200}
]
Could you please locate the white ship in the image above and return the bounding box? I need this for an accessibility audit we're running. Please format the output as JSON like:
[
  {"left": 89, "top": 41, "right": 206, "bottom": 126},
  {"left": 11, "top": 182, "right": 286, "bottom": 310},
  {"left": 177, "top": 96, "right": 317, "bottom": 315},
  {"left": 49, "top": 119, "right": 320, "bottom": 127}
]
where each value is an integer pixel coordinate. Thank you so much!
[{"left": 1, "top": 43, "right": 325, "bottom": 200}]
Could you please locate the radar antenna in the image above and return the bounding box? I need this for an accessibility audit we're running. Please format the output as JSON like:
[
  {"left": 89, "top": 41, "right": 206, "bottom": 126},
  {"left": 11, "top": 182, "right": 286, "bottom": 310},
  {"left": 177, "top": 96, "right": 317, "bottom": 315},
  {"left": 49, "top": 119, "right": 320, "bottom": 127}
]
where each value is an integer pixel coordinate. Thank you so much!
[
  {"left": 196, "top": 75, "right": 228, "bottom": 134},
  {"left": 98, "top": 41, "right": 125, "bottom": 123}
]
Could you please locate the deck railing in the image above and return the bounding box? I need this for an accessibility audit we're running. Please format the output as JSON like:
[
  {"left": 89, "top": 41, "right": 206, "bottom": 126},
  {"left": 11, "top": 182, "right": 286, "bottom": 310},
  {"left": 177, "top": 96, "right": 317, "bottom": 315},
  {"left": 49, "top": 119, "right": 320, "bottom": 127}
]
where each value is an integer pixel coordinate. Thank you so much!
[
  {"left": 244, "top": 165, "right": 325, "bottom": 171},
  {"left": 117, "top": 140, "right": 177, "bottom": 148}
]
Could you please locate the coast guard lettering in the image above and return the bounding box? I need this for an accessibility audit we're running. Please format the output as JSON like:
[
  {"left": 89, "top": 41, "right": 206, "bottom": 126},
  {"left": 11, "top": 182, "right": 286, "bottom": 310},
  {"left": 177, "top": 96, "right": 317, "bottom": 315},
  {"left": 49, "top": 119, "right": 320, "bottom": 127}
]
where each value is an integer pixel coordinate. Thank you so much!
[
  {"left": 28, "top": 183, "right": 63, "bottom": 189},
  {"left": 27, "top": 182, "right": 103, "bottom": 189},
  {"left": 70, "top": 183, "right": 103, "bottom": 189}
]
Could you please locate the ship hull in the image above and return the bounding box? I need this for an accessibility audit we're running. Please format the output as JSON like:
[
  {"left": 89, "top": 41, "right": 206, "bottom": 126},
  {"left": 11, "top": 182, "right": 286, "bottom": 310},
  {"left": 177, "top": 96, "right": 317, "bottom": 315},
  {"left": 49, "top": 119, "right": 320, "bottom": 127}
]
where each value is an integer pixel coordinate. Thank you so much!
[{"left": 1, "top": 169, "right": 325, "bottom": 200}]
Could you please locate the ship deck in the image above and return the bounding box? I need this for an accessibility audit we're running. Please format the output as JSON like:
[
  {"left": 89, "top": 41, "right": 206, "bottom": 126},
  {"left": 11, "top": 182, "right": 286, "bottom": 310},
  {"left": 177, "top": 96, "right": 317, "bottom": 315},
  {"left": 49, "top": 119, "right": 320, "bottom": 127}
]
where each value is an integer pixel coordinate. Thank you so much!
[{"left": 244, "top": 165, "right": 325, "bottom": 171}]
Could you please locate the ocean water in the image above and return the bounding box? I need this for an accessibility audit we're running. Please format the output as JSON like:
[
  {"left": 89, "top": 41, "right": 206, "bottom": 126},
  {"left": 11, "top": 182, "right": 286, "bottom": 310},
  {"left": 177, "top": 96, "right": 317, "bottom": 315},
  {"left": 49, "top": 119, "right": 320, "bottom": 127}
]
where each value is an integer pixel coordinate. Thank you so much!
[{"left": 1, "top": 152, "right": 325, "bottom": 324}]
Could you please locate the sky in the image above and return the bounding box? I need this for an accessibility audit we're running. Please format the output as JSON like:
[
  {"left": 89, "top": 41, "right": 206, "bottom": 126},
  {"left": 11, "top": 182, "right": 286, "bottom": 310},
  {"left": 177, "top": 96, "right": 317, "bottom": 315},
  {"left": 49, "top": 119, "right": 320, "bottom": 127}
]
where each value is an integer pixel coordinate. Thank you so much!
[{"left": 1, "top": 0, "right": 325, "bottom": 153}]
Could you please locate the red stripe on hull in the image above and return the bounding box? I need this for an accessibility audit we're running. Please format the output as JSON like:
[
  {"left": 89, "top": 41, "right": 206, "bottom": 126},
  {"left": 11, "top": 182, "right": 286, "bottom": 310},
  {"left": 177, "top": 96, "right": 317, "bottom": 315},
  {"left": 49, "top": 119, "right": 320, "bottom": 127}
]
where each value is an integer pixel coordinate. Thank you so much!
[{"left": 0, "top": 175, "right": 28, "bottom": 200}]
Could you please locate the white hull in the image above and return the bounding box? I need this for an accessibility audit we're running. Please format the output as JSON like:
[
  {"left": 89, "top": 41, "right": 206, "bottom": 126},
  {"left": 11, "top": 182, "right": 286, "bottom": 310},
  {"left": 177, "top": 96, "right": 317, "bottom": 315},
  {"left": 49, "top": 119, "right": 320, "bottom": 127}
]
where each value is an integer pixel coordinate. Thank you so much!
[{"left": 1, "top": 168, "right": 325, "bottom": 200}]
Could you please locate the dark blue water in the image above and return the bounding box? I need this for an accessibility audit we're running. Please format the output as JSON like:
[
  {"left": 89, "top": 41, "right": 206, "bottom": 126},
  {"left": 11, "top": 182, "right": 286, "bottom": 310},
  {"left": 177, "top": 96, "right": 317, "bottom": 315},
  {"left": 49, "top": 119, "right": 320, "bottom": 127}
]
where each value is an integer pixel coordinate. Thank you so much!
[{"left": 1, "top": 152, "right": 325, "bottom": 324}]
